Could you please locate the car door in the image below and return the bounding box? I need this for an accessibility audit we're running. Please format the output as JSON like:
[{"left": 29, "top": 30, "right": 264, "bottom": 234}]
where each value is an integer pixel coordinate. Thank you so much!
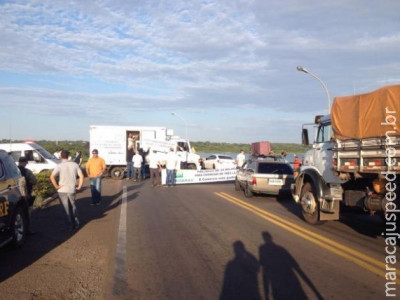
[
  {"left": 243, "top": 161, "right": 256, "bottom": 185},
  {"left": 0, "top": 156, "right": 15, "bottom": 231},
  {"left": 236, "top": 160, "right": 249, "bottom": 185}
]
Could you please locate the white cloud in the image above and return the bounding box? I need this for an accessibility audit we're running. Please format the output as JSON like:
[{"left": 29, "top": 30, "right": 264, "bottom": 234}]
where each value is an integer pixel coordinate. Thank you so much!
[{"left": 0, "top": 0, "right": 399, "bottom": 143}]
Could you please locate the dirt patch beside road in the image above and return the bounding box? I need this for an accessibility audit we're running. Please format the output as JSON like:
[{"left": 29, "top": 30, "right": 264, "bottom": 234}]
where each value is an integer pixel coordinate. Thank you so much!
[{"left": 0, "top": 179, "right": 122, "bottom": 300}]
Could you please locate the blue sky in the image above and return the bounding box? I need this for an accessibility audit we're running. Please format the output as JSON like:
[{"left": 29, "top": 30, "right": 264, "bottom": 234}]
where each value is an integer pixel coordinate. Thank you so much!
[{"left": 1, "top": 0, "right": 399, "bottom": 143}]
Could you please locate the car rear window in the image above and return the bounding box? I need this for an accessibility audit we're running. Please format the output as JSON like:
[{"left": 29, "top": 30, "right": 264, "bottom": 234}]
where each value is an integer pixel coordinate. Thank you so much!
[
  {"left": 258, "top": 163, "right": 293, "bottom": 175},
  {"left": 219, "top": 156, "right": 233, "bottom": 160}
]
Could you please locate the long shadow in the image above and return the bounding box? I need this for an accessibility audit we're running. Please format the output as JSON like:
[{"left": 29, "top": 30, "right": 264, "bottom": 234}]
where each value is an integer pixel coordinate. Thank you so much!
[
  {"left": 220, "top": 240, "right": 261, "bottom": 300},
  {"left": 259, "top": 231, "right": 323, "bottom": 300},
  {"left": 0, "top": 178, "right": 126, "bottom": 283}
]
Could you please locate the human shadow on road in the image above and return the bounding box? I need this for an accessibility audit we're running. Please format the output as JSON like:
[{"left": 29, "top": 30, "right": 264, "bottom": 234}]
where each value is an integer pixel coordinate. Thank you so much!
[
  {"left": 0, "top": 178, "right": 126, "bottom": 283},
  {"left": 220, "top": 240, "right": 261, "bottom": 300},
  {"left": 259, "top": 231, "right": 323, "bottom": 300}
]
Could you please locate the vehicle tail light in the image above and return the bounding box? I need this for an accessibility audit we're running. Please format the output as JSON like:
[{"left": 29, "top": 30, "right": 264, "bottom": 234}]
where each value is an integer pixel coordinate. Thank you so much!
[
  {"left": 368, "top": 160, "right": 383, "bottom": 166},
  {"left": 372, "top": 178, "right": 386, "bottom": 194},
  {"left": 252, "top": 177, "right": 257, "bottom": 185},
  {"left": 342, "top": 159, "right": 357, "bottom": 170}
]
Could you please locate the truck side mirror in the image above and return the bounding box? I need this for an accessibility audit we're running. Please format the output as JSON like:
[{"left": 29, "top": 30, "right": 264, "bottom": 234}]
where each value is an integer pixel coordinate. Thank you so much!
[{"left": 302, "top": 128, "right": 309, "bottom": 146}]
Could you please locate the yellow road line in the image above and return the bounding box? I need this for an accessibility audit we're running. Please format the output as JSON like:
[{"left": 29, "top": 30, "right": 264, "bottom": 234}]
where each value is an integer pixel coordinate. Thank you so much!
[{"left": 215, "top": 192, "right": 400, "bottom": 285}]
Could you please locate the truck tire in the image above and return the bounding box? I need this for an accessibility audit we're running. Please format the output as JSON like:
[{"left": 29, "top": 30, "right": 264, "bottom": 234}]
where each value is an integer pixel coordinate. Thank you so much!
[
  {"left": 110, "top": 167, "right": 125, "bottom": 180},
  {"left": 11, "top": 206, "right": 27, "bottom": 247},
  {"left": 244, "top": 183, "right": 254, "bottom": 198},
  {"left": 187, "top": 164, "right": 196, "bottom": 170},
  {"left": 300, "top": 182, "right": 320, "bottom": 225}
]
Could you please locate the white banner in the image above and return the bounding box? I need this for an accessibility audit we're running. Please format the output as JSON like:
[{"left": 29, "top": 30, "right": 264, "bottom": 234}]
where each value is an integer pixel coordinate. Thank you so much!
[
  {"left": 161, "top": 167, "right": 237, "bottom": 185},
  {"left": 142, "top": 138, "right": 175, "bottom": 153}
]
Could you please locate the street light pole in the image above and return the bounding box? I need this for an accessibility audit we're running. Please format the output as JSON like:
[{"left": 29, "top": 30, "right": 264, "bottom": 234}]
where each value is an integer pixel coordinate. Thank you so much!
[
  {"left": 297, "top": 66, "right": 331, "bottom": 111},
  {"left": 170, "top": 112, "right": 188, "bottom": 141}
]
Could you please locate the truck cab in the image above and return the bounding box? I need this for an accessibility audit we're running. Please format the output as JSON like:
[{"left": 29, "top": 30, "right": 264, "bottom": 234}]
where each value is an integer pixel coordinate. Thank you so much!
[
  {"left": 302, "top": 115, "right": 343, "bottom": 185},
  {"left": 293, "top": 115, "right": 343, "bottom": 224}
]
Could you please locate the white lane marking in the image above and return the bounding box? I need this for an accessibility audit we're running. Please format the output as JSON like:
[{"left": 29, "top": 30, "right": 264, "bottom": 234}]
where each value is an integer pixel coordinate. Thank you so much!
[{"left": 113, "top": 185, "right": 128, "bottom": 295}]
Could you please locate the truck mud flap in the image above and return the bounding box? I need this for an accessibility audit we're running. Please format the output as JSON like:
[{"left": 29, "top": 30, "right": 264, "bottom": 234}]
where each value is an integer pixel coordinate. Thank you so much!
[{"left": 319, "top": 201, "right": 340, "bottom": 221}]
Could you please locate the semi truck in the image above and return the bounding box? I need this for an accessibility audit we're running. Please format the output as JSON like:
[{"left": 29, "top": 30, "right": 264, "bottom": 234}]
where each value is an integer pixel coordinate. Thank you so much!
[
  {"left": 89, "top": 125, "right": 201, "bottom": 179},
  {"left": 292, "top": 85, "right": 400, "bottom": 224}
]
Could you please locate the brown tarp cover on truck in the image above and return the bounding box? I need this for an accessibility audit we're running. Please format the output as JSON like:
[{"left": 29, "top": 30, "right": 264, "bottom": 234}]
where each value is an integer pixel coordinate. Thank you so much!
[{"left": 331, "top": 84, "right": 400, "bottom": 140}]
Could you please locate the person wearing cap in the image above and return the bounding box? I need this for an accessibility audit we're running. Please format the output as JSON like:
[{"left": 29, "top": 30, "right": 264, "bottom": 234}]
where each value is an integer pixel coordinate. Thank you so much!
[
  {"left": 50, "top": 150, "right": 83, "bottom": 231},
  {"left": 18, "top": 157, "right": 37, "bottom": 206},
  {"left": 85, "top": 149, "right": 106, "bottom": 205}
]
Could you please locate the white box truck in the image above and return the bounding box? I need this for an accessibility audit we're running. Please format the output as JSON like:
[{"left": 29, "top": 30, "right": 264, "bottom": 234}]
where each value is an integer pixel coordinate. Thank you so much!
[{"left": 89, "top": 125, "right": 200, "bottom": 179}]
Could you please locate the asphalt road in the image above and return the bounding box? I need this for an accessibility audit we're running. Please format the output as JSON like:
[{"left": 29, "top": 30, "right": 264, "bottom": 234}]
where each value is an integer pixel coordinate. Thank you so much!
[{"left": 0, "top": 178, "right": 397, "bottom": 299}]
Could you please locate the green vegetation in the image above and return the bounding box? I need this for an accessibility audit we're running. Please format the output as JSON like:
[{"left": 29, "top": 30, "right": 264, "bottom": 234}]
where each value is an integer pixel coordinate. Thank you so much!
[
  {"left": 191, "top": 141, "right": 310, "bottom": 155},
  {"left": 32, "top": 170, "right": 57, "bottom": 208},
  {"left": 1, "top": 138, "right": 310, "bottom": 157}
]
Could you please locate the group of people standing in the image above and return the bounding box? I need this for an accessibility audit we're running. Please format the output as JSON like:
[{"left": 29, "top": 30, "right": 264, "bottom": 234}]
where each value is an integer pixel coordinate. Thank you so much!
[
  {"left": 126, "top": 132, "right": 184, "bottom": 187},
  {"left": 126, "top": 147, "right": 148, "bottom": 182},
  {"left": 126, "top": 146, "right": 180, "bottom": 187}
]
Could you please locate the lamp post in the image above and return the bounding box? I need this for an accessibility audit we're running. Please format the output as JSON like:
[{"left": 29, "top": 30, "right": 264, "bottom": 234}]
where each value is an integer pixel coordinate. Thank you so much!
[
  {"left": 297, "top": 66, "right": 331, "bottom": 111},
  {"left": 170, "top": 112, "right": 188, "bottom": 141}
]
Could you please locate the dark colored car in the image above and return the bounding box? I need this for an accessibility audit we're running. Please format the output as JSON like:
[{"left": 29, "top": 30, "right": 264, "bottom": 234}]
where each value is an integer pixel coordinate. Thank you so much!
[
  {"left": 235, "top": 157, "right": 294, "bottom": 198},
  {"left": 0, "top": 150, "right": 29, "bottom": 247}
]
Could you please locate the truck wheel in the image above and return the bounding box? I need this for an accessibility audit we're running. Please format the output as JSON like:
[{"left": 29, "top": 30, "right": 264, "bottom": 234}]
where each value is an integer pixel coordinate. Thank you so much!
[
  {"left": 300, "top": 182, "right": 320, "bottom": 225},
  {"left": 11, "top": 206, "right": 27, "bottom": 247},
  {"left": 244, "top": 183, "right": 253, "bottom": 198},
  {"left": 187, "top": 164, "right": 196, "bottom": 170},
  {"left": 111, "top": 167, "right": 125, "bottom": 180},
  {"left": 235, "top": 178, "right": 241, "bottom": 191}
]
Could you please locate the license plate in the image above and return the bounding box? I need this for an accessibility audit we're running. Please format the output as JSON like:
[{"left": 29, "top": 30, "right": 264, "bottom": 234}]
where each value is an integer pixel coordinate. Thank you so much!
[{"left": 269, "top": 178, "right": 283, "bottom": 185}]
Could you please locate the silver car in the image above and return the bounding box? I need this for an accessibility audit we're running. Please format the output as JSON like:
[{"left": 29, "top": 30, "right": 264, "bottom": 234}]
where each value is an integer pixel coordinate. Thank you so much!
[{"left": 235, "top": 158, "right": 294, "bottom": 198}]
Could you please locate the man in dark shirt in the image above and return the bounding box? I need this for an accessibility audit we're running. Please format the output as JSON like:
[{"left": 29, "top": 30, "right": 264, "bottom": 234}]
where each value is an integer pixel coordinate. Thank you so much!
[{"left": 18, "top": 157, "right": 37, "bottom": 234}]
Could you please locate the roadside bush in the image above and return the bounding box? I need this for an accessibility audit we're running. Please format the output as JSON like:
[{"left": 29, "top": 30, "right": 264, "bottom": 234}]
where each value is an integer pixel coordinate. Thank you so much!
[{"left": 32, "top": 170, "right": 57, "bottom": 207}]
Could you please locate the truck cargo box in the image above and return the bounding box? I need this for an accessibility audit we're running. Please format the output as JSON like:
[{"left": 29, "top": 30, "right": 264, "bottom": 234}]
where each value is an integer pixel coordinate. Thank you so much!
[
  {"left": 331, "top": 85, "right": 400, "bottom": 140},
  {"left": 251, "top": 141, "right": 271, "bottom": 156}
]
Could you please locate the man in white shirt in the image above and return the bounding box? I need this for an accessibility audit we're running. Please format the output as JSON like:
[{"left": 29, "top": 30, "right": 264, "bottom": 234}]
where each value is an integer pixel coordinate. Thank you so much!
[
  {"left": 132, "top": 151, "right": 143, "bottom": 181},
  {"left": 50, "top": 150, "right": 83, "bottom": 231},
  {"left": 236, "top": 149, "right": 246, "bottom": 168},
  {"left": 147, "top": 149, "right": 161, "bottom": 186},
  {"left": 165, "top": 147, "right": 178, "bottom": 186}
]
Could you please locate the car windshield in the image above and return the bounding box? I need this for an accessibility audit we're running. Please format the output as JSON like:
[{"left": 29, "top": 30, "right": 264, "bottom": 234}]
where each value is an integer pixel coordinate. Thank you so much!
[
  {"left": 33, "top": 145, "right": 57, "bottom": 159},
  {"left": 258, "top": 163, "right": 293, "bottom": 175}
]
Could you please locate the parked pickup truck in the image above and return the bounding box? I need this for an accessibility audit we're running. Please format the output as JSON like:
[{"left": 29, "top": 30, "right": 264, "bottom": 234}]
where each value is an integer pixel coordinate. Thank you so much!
[{"left": 292, "top": 85, "right": 400, "bottom": 224}]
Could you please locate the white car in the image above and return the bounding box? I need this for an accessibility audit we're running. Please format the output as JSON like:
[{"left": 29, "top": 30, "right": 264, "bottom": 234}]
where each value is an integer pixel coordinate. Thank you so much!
[
  {"left": 203, "top": 154, "right": 236, "bottom": 169},
  {"left": 0, "top": 142, "right": 60, "bottom": 174}
]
